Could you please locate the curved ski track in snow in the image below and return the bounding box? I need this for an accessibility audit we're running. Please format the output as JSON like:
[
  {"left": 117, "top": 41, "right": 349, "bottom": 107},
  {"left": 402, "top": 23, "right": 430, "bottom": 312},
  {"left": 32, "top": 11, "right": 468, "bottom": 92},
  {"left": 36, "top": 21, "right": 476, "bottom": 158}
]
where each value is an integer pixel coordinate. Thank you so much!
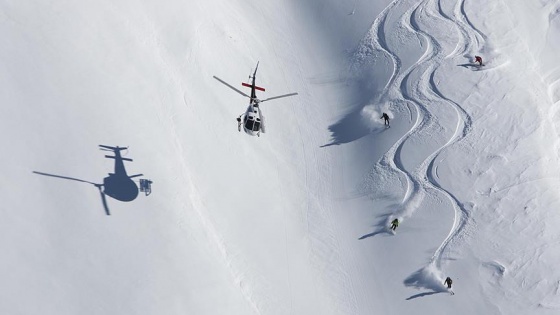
[
  {"left": 406, "top": 0, "right": 477, "bottom": 268},
  {"left": 357, "top": 0, "right": 485, "bottom": 285}
]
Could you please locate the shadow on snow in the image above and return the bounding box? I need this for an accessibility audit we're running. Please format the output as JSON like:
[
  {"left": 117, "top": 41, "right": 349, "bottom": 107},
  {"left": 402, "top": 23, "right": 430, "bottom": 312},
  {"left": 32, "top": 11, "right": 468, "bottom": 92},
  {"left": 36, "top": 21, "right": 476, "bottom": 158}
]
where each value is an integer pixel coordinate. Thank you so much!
[
  {"left": 403, "top": 265, "right": 449, "bottom": 300},
  {"left": 321, "top": 109, "right": 374, "bottom": 147},
  {"left": 33, "top": 145, "right": 152, "bottom": 216},
  {"left": 405, "top": 291, "right": 444, "bottom": 300},
  {"left": 358, "top": 212, "right": 394, "bottom": 240},
  {"left": 33, "top": 171, "right": 112, "bottom": 215}
]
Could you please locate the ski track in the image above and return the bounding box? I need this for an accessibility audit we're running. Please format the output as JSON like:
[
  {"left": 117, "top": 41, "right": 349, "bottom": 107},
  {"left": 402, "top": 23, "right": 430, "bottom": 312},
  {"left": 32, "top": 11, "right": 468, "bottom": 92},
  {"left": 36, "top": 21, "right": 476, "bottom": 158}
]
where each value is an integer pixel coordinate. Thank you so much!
[{"left": 356, "top": 0, "right": 485, "bottom": 289}]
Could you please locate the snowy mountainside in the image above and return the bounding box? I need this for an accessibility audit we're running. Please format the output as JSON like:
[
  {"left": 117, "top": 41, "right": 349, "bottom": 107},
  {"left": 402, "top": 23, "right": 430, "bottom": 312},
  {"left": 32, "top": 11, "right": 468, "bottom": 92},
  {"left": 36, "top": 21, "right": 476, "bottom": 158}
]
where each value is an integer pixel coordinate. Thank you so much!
[{"left": 1, "top": 0, "right": 560, "bottom": 314}]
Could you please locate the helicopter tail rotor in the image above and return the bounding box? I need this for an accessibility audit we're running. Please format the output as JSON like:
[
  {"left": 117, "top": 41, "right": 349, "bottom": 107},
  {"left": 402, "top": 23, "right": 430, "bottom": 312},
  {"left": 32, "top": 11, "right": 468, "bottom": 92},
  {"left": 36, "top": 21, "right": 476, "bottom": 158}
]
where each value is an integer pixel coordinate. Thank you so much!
[{"left": 99, "top": 145, "right": 128, "bottom": 152}]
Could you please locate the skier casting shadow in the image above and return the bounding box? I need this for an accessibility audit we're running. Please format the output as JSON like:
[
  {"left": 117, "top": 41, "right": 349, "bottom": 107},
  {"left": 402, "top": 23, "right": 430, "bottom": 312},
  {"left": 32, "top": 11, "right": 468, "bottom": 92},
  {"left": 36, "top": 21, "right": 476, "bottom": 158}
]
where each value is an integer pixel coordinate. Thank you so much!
[
  {"left": 404, "top": 268, "right": 453, "bottom": 300},
  {"left": 405, "top": 276, "right": 455, "bottom": 299},
  {"left": 390, "top": 218, "right": 399, "bottom": 231},
  {"left": 444, "top": 277, "right": 454, "bottom": 295},
  {"left": 457, "top": 55, "right": 485, "bottom": 69},
  {"left": 474, "top": 55, "right": 483, "bottom": 66},
  {"left": 359, "top": 217, "right": 399, "bottom": 239},
  {"left": 358, "top": 229, "right": 392, "bottom": 240},
  {"left": 405, "top": 291, "right": 443, "bottom": 300},
  {"left": 381, "top": 112, "right": 390, "bottom": 127}
]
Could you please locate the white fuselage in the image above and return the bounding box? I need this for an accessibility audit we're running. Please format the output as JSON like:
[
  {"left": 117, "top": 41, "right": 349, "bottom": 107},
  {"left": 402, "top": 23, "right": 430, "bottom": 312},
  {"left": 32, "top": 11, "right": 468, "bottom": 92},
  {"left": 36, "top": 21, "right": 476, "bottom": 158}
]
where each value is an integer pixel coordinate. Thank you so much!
[{"left": 242, "top": 104, "right": 265, "bottom": 136}]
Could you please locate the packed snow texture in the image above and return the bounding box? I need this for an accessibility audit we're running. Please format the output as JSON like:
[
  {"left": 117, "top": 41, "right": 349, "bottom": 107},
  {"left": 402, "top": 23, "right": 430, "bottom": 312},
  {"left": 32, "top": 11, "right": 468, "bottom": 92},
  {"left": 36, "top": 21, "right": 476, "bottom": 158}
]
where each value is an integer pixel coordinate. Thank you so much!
[{"left": 2, "top": 0, "right": 560, "bottom": 314}]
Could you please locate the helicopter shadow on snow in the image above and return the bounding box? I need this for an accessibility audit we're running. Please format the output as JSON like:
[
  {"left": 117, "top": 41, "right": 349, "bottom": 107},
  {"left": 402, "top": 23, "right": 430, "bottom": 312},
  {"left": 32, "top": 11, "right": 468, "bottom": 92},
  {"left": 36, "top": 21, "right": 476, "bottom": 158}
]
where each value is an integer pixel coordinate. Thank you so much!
[
  {"left": 32, "top": 171, "right": 112, "bottom": 215},
  {"left": 33, "top": 145, "right": 151, "bottom": 216}
]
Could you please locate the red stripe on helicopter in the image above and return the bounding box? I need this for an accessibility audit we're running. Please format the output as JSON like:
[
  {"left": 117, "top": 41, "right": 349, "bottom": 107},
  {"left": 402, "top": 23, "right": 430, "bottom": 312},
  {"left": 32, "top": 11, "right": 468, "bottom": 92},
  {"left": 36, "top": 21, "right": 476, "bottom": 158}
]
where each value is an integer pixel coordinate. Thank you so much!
[{"left": 242, "top": 82, "right": 266, "bottom": 92}]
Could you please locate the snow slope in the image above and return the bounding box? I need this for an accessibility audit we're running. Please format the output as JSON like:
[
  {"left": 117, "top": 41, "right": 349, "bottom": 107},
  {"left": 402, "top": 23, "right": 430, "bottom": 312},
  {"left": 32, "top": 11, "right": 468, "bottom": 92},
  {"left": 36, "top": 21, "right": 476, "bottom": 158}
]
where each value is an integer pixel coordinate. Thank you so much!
[{"left": 1, "top": 0, "right": 560, "bottom": 314}]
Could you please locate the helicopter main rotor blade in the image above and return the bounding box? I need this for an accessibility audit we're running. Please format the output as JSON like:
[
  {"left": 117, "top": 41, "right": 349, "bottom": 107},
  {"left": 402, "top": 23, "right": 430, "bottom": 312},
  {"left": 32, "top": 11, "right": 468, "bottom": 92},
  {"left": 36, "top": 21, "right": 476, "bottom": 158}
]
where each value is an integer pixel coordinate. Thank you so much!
[
  {"left": 213, "top": 76, "right": 250, "bottom": 98},
  {"left": 96, "top": 185, "right": 111, "bottom": 216},
  {"left": 260, "top": 92, "right": 299, "bottom": 103},
  {"left": 33, "top": 171, "right": 98, "bottom": 186}
]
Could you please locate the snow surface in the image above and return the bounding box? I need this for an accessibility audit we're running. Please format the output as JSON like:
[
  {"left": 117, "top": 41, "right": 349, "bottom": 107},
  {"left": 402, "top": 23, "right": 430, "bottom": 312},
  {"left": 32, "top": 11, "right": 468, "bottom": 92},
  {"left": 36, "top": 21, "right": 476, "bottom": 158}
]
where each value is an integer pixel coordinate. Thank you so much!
[{"left": 2, "top": 0, "right": 560, "bottom": 314}]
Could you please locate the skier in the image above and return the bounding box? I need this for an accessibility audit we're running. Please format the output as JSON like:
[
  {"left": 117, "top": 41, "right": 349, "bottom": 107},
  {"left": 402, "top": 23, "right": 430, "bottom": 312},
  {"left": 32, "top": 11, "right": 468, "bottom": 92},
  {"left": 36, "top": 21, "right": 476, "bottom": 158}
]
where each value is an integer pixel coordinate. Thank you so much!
[
  {"left": 474, "top": 55, "right": 483, "bottom": 66},
  {"left": 444, "top": 277, "right": 453, "bottom": 289},
  {"left": 390, "top": 218, "right": 399, "bottom": 231},
  {"left": 381, "top": 112, "right": 390, "bottom": 126},
  {"left": 236, "top": 115, "right": 243, "bottom": 132}
]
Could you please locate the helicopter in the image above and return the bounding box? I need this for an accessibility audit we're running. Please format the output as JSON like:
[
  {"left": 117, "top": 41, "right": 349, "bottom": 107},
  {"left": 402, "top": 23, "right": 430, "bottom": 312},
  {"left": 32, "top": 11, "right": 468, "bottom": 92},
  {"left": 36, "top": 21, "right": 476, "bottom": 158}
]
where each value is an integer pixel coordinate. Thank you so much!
[
  {"left": 213, "top": 62, "right": 298, "bottom": 136},
  {"left": 33, "top": 145, "right": 152, "bottom": 215}
]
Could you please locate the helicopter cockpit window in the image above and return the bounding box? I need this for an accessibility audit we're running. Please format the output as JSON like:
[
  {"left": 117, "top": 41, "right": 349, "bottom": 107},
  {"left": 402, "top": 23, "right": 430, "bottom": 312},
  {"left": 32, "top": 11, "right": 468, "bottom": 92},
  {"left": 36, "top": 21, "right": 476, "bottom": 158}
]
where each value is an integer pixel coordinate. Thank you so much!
[
  {"left": 244, "top": 116, "right": 261, "bottom": 131},
  {"left": 245, "top": 117, "right": 255, "bottom": 130}
]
